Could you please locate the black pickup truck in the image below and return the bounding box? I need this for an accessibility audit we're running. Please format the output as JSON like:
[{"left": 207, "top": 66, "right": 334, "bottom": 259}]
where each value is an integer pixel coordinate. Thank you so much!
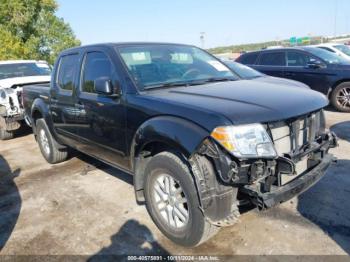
[{"left": 23, "top": 43, "right": 337, "bottom": 247}]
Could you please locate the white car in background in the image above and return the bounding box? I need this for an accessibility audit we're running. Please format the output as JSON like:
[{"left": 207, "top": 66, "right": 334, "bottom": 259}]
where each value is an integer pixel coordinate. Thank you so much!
[
  {"left": 0, "top": 60, "right": 51, "bottom": 140},
  {"left": 316, "top": 43, "right": 350, "bottom": 61}
]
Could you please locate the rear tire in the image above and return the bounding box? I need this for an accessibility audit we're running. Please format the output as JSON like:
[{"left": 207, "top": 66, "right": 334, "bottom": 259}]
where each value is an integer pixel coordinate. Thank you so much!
[
  {"left": 36, "top": 119, "right": 68, "bottom": 164},
  {"left": 143, "top": 151, "right": 219, "bottom": 247},
  {"left": 331, "top": 82, "right": 350, "bottom": 112},
  {"left": 0, "top": 128, "right": 14, "bottom": 140}
]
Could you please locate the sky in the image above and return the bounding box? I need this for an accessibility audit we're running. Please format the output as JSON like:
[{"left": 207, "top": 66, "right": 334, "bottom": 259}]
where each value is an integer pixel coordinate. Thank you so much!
[{"left": 56, "top": 0, "right": 350, "bottom": 48}]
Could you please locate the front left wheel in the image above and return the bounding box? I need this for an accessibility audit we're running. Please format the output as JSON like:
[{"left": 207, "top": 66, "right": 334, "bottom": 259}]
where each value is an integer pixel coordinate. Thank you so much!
[{"left": 143, "top": 151, "right": 219, "bottom": 247}]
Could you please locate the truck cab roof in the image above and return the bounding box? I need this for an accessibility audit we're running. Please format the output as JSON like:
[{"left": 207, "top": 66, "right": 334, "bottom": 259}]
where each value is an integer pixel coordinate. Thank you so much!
[{"left": 60, "top": 42, "right": 196, "bottom": 54}]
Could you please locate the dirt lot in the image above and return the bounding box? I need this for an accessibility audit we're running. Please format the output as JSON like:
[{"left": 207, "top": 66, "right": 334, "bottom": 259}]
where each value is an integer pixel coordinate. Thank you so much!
[{"left": 0, "top": 109, "right": 349, "bottom": 257}]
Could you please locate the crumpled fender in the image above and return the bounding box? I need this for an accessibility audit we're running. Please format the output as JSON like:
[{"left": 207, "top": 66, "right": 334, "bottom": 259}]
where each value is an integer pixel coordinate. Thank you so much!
[
  {"left": 131, "top": 115, "right": 210, "bottom": 201},
  {"left": 131, "top": 115, "right": 210, "bottom": 165}
]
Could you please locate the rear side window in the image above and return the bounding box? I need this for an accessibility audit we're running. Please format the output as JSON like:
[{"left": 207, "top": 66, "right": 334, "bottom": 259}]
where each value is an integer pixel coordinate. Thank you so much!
[
  {"left": 259, "top": 52, "right": 286, "bottom": 66},
  {"left": 57, "top": 54, "right": 79, "bottom": 91},
  {"left": 81, "top": 52, "right": 116, "bottom": 93},
  {"left": 239, "top": 53, "right": 259, "bottom": 65}
]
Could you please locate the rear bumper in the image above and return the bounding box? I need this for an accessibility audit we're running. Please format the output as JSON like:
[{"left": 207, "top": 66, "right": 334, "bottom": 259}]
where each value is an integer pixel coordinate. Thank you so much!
[{"left": 241, "top": 153, "right": 335, "bottom": 209}]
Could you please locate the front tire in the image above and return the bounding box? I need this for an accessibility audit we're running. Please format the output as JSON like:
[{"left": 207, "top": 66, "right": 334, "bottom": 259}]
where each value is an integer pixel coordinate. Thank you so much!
[
  {"left": 331, "top": 82, "right": 350, "bottom": 112},
  {"left": 0, "top": 128, "right": 14, "bottom": 140},
  {"left": 36, "top": 119, "right": 68, "bottom": 164},
  {"left": 144, "top": 152, "right": 219, "bottom": 247}
]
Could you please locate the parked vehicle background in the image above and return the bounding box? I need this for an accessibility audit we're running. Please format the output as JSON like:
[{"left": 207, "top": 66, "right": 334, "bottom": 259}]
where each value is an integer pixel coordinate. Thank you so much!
[
  {"left": 223, "top": 60, "right": 310, "bottom": 88},
  {"left": 23, "top": 43, "right": 337, "bottom": 247},
  {"left": 0, "top": 60, "right": 51, "bottom": 140},
  {"left": 316, "top": 43, "right": 350, "bottom": 61},
  {"left": 236, "top": 47, "right": 350, "bottom": 112}
]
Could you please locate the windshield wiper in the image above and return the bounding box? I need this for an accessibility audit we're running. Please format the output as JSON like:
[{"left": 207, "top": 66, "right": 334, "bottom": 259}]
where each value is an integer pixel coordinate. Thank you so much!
[
  {"left": 193, "top": 77, "right": 237, "bottom": 84},
  {"left": 144, "top": 81, "right": 190, "bottom": 90},
  {"left": 143, "top": 77, "right": 237, "bottom": 90}
]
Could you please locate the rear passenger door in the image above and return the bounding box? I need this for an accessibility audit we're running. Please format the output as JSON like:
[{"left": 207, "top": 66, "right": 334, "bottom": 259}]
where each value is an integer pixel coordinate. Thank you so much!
[
  {"left": 50, "top": 53, "right": 80, "bottom": 141},
  {"left": 75, "top": 48, "right": 128, "bottom": 169},
  {"left": 255, "top": 51, "right": 286, "bottom": 77}
]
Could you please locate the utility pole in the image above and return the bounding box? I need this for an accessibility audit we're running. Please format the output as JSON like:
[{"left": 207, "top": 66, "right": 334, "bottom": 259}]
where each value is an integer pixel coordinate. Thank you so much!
[
  {"left": 200, "top": 32, "right": 205, "bottom": 49},
  {"left": 334, "top": 0, "right": 338, "bottom": 37}
]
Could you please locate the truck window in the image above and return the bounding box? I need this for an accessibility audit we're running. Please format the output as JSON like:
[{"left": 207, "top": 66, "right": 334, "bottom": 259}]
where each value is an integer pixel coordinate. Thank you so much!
[
  {"left": 57, "top": 54, "right": 79, "bottom": 91},
  {"left": 259, "top": 52, "right": 286, "bottom": 66},
  {"left": 81, "top": 52, "right": 115, "bottom": 93}
]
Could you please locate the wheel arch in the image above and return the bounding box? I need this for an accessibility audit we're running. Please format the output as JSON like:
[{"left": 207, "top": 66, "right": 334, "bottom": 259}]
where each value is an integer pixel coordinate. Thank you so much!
[
  {"left": 30, "top": 98, "right": 59, "bottom": 142},
  {"left": 330, "top": 79, "right": 350, "bottom": 97},
  {"left": 130, "top": 116, "right": 209, "bottom": 202}
]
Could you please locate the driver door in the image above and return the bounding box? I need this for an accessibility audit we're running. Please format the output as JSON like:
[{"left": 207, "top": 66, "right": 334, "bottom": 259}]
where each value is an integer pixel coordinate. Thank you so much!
[{"left": 75, "top": 49, "right": 128, "bottom": 169}]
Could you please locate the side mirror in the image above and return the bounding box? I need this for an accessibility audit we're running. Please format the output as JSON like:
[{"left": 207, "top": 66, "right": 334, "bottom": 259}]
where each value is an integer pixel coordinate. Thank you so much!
[
  {"left": 94, "top": 77, "right": 113, "bottom": 95},
  {"left": 94, "top": 77, "right": 121, "bottom": 97},
  {"left": 306, "top": 60, "right": 325, "bottom": 69}
]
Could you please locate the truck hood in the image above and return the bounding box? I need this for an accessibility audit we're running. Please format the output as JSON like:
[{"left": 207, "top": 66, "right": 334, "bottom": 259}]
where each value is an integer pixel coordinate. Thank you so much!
[
  {"left": 145, "top": 80, "right": 328, "bottom": 125},
  {"left": 0, "top": 75, "right": 50, "bottom": 89}
]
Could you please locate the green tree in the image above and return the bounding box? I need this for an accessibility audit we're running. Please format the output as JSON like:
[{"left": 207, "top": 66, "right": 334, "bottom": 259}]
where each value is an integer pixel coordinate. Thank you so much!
[{"left": 0, "top": 0, "right": 80, "bottom": 64}]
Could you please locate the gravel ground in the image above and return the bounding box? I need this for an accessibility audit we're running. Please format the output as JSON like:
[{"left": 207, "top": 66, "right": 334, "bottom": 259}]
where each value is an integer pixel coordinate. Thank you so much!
[{"left": 0, "top": 109, "right": 349, "bottom": 257}]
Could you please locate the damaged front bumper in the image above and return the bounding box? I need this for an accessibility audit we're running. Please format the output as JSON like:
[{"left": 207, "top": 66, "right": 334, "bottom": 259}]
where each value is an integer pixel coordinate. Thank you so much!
[
  {"left": 0, "top": 115, "right": 22, "bottom": 131},
  {"left": 192, "top": 126, "right": 337, "bottom": 224},
  {"left": 240, "top": 153, "right": 336, "bottom": 209},
  {"left": 239, "top": 131, "right": 338, "bottom": 209}
]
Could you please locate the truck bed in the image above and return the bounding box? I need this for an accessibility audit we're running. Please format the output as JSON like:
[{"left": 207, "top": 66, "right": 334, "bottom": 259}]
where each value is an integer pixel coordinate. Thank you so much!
[{"left": 22, "top": 83, "right": 51, "bottom": 117}]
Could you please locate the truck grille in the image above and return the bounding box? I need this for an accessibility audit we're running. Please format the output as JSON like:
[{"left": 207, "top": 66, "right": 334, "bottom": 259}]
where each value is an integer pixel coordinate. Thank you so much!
[{"left": 268, "top": 110, "right": 324, "bottom": 156}]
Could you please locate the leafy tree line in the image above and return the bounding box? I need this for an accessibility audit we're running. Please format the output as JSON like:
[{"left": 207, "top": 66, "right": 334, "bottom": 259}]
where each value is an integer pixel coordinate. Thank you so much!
[{"left": 0, "top": 0, "right": 80, "bottom": 64}]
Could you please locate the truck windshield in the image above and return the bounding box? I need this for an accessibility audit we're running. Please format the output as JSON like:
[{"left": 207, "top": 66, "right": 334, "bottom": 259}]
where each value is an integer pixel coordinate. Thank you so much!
[
  {"left": 0, "top": 62, "right": 51, "bottom": 80},
  {"left": 117, "top": 44, "right": 238, "bottom": 90}
]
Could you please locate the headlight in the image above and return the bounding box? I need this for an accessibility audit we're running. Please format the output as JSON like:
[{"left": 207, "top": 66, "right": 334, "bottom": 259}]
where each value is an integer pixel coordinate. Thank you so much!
[{"left": 211, "top": 124, "right": 277, "bottom": 158}]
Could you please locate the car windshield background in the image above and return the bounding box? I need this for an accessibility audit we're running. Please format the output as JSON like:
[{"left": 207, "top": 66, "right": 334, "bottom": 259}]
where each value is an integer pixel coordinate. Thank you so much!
[
  {"left": 225, "top": 61, "right": 263, "bottom": 79},
  {"left": 318, "top": 46, "right": 336, "bottom": 53},
  {"left": 117, "top": 44, "right": 238, "bottom": 90},
  {"left": 0, "top": 63, "right": 51, "bottom": 80},
  {"left": 334, "top": 45, "right": 350, "bottom": 56},
  {"left": 259, "top": 52, "right": 286, "bottom": 66},
  {"left": 305, "top": 47, "right": 350, "bottom": 64}
]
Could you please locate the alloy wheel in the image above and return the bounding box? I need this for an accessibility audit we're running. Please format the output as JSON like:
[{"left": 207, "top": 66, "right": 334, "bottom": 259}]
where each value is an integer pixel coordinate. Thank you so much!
[
  {"left": 337, "top": 87, "right": 350, "bottom": 110},
  {"left": 39, "top": 129, "right": 50, "bottom": 155},
  {"left": 152, "top": 173, "right": 189, "bottom": 229}
]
